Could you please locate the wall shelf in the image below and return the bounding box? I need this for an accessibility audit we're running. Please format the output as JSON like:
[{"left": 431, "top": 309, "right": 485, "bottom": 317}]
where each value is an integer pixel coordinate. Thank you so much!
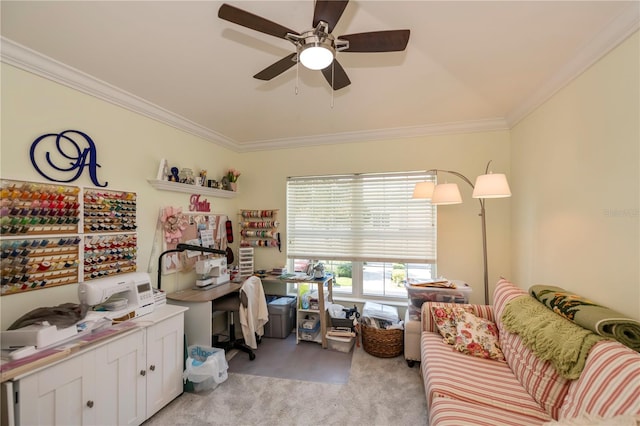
[{"left": 147, "top": 179, "right": 237, "bottom": 198}]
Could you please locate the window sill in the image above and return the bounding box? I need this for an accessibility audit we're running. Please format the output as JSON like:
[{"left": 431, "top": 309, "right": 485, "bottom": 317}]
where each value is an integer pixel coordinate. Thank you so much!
[{"left": 332, "top": 295, "right": 407, "bottom": 308}]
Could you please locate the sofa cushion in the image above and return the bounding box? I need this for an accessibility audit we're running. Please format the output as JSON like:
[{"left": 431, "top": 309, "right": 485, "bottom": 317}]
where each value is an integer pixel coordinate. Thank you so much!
[
  {"left": 493, "top": 278, "right": 529, "bottom": 327},
  {"left": 500, "top": 328, "right": 571, "bottom": 419},
  {"left": 422, "top": 302, "right": 496, "bottom": 333},
  {"left": 559, "top": 340, "right": 640, "bottom": 419},
  {"left": 421, "top": 332, "right": 551, "bottom": 422},
  {"left": 430, "top": 305, "right": 474, "bottom": 344},
  {"left": 429, "top": 395, "right": 551, "bottom": 426},
  {"left": 452, "top": 311, "right": 505, "bottom": 362}
]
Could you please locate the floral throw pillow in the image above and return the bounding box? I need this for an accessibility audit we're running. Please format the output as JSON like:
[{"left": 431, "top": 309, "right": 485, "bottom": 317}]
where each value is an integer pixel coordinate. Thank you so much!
[
  {"left": 430, "top": 305, "right": 474, "bottom": 345},
  {"left": 452, "top": 311, "right": 506, "bottom": 362}
]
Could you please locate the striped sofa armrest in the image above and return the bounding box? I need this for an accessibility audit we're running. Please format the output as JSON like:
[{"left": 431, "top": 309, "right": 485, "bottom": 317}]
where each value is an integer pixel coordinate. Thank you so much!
[
  {"left": 421, "top": 302, "right": 495, "bottom": 333},
  {"left": 559, "top": 340, "right": 640, "bottom": 419}
]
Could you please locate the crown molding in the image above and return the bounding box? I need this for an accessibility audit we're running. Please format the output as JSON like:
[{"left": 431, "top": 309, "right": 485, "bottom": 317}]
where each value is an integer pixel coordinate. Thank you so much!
[
  {"left": 0, "top": 37, "right": 508, "bottom": 151},
  {"left": 0, "top": 36, "right": 239, "bottom": 151},
  {"left": 506, "top": 4, "right": 640, "bottom": 127},
  {"left": 236, "top": 118, "right": 509, "bottom": 152}
]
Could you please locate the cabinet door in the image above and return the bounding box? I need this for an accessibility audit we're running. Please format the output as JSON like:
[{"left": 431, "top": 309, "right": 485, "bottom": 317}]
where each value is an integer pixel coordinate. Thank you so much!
[
  {"left": 18, "top": 351, "right": 96, "bottom": 426},
  {"left": 146, "top": 314, "right": 184, "bottom": 418},
  {"left": 94, "top": 329, "right": 146, "bottom": 426}
]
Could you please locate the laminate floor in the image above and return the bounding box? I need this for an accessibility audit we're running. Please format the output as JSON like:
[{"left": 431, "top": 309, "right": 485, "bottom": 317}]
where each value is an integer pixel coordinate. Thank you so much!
[{"left": 227, "top": 332, "right": 353, "bottom": 384}]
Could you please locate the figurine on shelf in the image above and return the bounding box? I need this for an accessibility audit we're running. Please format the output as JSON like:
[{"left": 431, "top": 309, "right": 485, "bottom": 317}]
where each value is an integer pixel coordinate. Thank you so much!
[
  {"left": 199, "top": 170, "right": 207, "bottom": 186},
  {"left": 168, "top": 167, "right": 179, "bottom": 182}
]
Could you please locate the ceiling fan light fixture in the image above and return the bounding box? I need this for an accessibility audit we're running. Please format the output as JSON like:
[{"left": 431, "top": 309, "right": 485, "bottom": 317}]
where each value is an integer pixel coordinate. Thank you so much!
[{"left": 299, "top": 42, "right": 335, "bottom": 70}]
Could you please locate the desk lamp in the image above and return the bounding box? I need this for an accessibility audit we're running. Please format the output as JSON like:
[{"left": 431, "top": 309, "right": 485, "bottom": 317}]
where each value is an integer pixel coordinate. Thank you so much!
[{"left": 157, "top": 243, "right": 226, "bottom": 290}]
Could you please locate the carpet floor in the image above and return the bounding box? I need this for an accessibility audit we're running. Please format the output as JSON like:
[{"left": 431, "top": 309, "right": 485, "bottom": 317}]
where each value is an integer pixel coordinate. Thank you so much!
[
  {"left": 143, "top": 337, "right": 428, "bottom": 425},
  {"left": 227, "top": 334, "right": 354, "bottom": 384}
]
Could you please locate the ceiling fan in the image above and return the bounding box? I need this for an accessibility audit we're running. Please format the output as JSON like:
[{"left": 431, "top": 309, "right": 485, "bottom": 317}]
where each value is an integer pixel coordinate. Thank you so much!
[{"left": 218, "top": 1, "right": 410, "bottom": 90}]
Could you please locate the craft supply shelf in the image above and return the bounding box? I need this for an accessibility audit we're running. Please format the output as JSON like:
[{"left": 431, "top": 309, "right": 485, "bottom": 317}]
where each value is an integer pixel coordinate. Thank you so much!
[{"left": 147, "top": 179, "right": 237, "bottom": 198}]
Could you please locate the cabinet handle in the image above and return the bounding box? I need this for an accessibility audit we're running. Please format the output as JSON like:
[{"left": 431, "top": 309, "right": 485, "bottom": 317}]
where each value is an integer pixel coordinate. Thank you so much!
[
  {"left": 86, "top": 400, "right": 94, "bottom": 408},
  {"left": 149, "top": 364, "right": 156, "bottom": 371},
  {"left": 140, "top": 370, "right": 146, "bottom": 376}
]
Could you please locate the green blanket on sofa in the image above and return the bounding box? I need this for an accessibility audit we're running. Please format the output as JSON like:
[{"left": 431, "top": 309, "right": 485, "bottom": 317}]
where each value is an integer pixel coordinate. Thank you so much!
[
  {"left": 530, "top": 285, "right": 640, "bottom": 352},
  {"left": 501, "top": 295, "right": 603, "bottom": 379}
]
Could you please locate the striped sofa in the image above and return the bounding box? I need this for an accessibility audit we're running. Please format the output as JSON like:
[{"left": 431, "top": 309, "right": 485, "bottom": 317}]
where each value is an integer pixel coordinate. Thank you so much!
[{"left": 420, "top": 279, "right": 640, "bottom": 426}]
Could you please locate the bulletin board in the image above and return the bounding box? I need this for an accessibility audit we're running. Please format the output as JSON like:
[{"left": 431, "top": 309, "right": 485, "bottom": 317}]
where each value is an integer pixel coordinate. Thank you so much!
[{"left": 158, "top": 208, "right": 229, "bottom": 275}]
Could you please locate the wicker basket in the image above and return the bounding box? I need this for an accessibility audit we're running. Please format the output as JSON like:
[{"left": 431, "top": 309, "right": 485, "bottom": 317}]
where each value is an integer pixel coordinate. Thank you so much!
[{"left": 360, "top": 323, "right": 404, "bottom": 358}]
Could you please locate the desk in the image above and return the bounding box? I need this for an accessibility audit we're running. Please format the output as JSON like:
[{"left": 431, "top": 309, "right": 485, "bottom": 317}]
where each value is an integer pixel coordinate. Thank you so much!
[{"left": 167, "top": 282, "right": 241, "bottom": 347}]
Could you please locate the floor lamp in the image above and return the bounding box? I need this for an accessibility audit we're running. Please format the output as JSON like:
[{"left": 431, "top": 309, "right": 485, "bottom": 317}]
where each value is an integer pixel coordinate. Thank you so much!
[
  {"left": 413, "top": 161, "right": 511, "bottom": 304},
  {"left": 157, "top": 243, "right": 226, "bottom": 290}
]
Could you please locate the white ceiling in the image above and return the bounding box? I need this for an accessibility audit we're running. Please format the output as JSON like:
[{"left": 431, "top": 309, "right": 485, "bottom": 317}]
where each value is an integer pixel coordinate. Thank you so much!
[{"left": 1, "top": 1, "right": 638, "bottom": 152}]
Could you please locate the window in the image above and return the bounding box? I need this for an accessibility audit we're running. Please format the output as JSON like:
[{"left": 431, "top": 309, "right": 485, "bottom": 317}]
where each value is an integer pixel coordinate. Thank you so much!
[{"left": 287, "top": 172, "right": 436, "bottom": 301}]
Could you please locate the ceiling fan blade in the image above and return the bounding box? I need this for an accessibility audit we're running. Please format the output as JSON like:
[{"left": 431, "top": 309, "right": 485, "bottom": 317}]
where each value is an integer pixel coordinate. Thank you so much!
[
  {"left": 218, "top": 3, "right": 299, "bottom": 39},
  {"left": 321, "top": 60, "right": 351, "bottom": 91},
  {"left": 340, "top": 30, "right": 410, "bottom": 52},
  {"left": 313, "top": 0, "right": 349, "bottom": 33},
  {"left": 253, "top": 53, "right": 297, "bottom": 81}
]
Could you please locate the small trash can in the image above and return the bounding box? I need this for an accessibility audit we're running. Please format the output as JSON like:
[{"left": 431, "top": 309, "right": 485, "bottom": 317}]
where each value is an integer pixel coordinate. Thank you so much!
[
  {"left": 263, "top": 296, "right": 296, "bottom": 338},
  {"left": 183, "top": 345, "right": 228, "bottom": 392}
]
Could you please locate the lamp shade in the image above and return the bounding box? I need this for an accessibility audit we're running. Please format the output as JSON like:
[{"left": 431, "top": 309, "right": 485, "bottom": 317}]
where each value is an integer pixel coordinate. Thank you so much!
[
  {"left": 431, "top": 183, "right": 462, "bottom": 205},
  {"left": 412, "top": 181, "right": 435, "bottom": 199},
  {"left": 299, "top": 45, "right": 334, "bottom": 70},
  {"left": 472, "top": 173, "right": 511, "bottom": 198}
]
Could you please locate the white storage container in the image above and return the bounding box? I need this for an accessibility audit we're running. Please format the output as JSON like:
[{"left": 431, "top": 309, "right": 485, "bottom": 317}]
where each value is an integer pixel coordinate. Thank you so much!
[
  {"left": 405, "top": 280, "right": 472, "bottom": 307},
  {"left": 326, "top": 334, "right": 355, "bottom": 353}
]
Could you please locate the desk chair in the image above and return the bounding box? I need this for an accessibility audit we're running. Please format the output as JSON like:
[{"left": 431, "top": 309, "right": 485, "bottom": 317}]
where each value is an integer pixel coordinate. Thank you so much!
[{"left": 213, "top": 277, "right": 268, "bottom": 361}]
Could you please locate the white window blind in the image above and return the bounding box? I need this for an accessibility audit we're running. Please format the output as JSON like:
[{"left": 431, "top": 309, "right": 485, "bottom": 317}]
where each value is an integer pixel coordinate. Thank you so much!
[{"left": 287, "top": 172, "right": 436, "bottom": 264}]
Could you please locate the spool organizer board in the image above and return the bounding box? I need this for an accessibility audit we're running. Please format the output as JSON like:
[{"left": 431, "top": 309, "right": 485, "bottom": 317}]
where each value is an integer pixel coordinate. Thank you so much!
[
  {"left": 1, "top": 179, "right": 139, "bottom": 295},
  {"left": 239, "top": 210, "right": 280, "bottom": 251},
  {"left": 84, "top": 189, "right": 137, "bottom": 233}
]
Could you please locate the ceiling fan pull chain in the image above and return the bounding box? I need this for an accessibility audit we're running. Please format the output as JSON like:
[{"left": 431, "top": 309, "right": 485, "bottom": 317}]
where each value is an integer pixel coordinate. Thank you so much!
[
  {"left": 330, "top": 62, "right": 335, "bottom": 108},
  {"left": 295, "top": 59, "right": 299, "bottom": 95}
]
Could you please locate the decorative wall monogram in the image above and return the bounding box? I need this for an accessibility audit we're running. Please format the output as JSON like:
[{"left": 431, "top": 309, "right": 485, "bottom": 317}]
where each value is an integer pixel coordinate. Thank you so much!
[
  {"left": 189, "top": 194, "right": 211, "bottom": 212},
  {"left": 30, "top": 130, "right": 108, "bottom": 187}
]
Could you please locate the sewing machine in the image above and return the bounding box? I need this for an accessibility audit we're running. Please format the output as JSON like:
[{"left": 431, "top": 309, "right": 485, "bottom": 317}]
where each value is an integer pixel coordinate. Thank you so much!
[
  {"left": 195, "top": 257, "right": 229, "bottom": 288},
  {"left": 78, "top": 272, "right": 155, "bottom": 319}
]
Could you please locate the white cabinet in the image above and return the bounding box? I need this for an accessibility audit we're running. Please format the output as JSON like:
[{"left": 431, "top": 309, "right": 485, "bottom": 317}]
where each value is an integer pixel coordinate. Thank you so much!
[
  {"left": 17, "top": 351, "right": 95, "bottom": 425},
  {"left": 12, "top": 305, "right": 187, "bottom": 426},
  {"left": 94, "top": 330, "right": 146, "bottom": 426},
  {"left": 145, "top": 312, "right": 184, "bottom": 418}
]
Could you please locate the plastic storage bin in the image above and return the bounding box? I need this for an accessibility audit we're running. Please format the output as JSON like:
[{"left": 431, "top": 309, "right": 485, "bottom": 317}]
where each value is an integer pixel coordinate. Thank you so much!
[
  {"left": 299, "top": 313, "right": 320, "bottom": 330},
  {"left": 326, "top": 334, "right": 355, "bottom": 353},
  {"left": 263, "top": 296, "right": 296, "bottom": 339},
  {"left": 405, "top": 280, "right": 472, "bottom": 308},
  {"left": 298, "top": 313, "right": 321, "bottom": 341}
]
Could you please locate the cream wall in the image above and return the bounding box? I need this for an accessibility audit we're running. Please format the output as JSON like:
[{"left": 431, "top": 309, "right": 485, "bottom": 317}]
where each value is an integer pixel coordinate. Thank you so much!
[
  {"left": 0, "top": 64, "right": 240, "bottom": 328},
  {"left": 1, "top": 62, "right": 511, "bottom": 328},
  {"left": 238, "top": 133, "right": 512, "bottom": 305},
  {"left": 510, "top": 31, "right": 640, "bottom": 319}
]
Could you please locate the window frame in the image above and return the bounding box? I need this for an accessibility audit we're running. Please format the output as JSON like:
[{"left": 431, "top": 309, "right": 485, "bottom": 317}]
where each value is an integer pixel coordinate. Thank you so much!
[{"left": 286, "top": 171, "right": 437, "bottom": 302}]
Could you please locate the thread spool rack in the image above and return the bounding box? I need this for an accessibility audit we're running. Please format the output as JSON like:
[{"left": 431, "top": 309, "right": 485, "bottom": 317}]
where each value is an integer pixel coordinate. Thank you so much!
[{"left": 239, "top": 210, "right": 280, "bottom": 251}]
